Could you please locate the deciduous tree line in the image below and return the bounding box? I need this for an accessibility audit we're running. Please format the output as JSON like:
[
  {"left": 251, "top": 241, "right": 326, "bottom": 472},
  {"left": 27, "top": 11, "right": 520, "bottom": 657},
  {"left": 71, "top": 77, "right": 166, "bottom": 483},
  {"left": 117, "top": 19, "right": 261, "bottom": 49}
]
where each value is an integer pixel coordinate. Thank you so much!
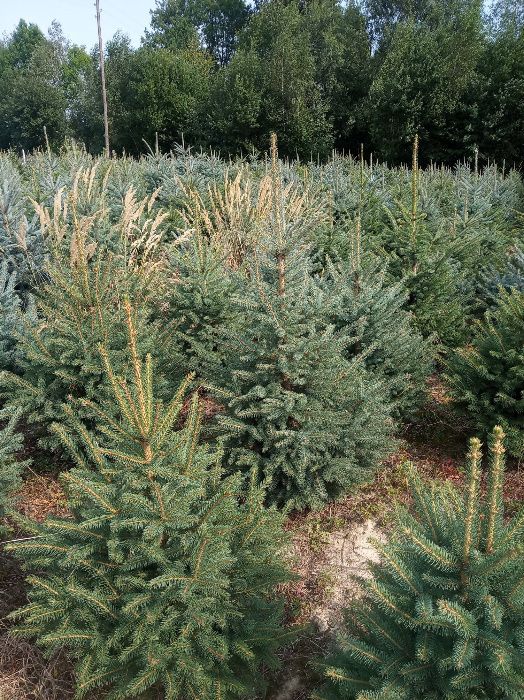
[{"left": 0, "top": 0, "right": 522, "bottom": 164}]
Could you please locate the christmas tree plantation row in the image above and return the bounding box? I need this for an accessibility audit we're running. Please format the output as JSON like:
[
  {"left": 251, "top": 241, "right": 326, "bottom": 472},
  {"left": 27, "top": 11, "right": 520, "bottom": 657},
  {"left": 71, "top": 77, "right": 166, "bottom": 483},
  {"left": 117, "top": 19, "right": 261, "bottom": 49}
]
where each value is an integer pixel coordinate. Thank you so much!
[{"left": 0, "top": 139, "right": 524, "bottom": 697}]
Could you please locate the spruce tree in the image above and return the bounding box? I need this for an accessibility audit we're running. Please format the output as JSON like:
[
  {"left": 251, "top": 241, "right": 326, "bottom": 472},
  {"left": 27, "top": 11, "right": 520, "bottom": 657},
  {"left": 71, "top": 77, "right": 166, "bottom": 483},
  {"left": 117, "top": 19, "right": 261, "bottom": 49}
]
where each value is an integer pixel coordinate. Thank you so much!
[
  {"left": 209, "top": 141, "right": 395, "bottom": 510},
  {"left": 374, "top": 138, "right": 469, "bottom": 348},
  {"left": 318, "top": 426, "right": 524, "bottom": 700},
  {"left": 0, "top": 154, "right": 47, "bottom": 290},
  {"left": 0, "top": 407, "right": 26, "bottom": 535},
  {"left": 8, "top": 300, "right": 292, "bottom": 700},
  {"left": 0, "top": 240, "right": 165, "bottom": 451},
  {"left": 323, "top": 253, "right": 433, "bottom": 420},
  {"left": 0, "top": 261, "right": 23, "bottom": 372},
  {"left": 161, "top": 234, "right": 241, "bottom": 384},
  {"left": 478, "top": 245, "right": 524, "bottom": 310},
  {"left": 447, "top": 288, "right": 524, "bottom": 459}
]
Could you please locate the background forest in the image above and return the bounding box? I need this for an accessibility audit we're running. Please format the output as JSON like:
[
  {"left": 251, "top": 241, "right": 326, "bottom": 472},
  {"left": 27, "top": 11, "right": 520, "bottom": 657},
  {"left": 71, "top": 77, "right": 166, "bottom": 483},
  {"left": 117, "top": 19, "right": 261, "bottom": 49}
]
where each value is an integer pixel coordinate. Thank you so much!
[{"left": 0, "top": 0, "right": 523, "bottom": 165}]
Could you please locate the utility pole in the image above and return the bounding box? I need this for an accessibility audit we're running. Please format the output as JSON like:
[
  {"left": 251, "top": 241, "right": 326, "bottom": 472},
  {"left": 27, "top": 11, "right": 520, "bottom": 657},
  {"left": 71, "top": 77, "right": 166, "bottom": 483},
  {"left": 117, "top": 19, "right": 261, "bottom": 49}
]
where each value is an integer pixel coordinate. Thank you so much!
[{"left": 95, "top": 0, "right": 110, "bottom": 157}]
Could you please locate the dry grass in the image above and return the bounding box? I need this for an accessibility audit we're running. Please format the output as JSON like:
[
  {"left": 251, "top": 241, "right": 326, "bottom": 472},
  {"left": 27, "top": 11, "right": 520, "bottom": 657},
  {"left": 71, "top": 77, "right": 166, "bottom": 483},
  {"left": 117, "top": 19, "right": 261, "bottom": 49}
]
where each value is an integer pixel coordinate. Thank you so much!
[
  {"left": 177, "top": 157, "right": 327, "bottom": 270},
  {"left": 0, "top": 636, "right": 75, "bottom": 700},
  {"left": 14, "top": 473, "right": 69, "bottom": 523}
]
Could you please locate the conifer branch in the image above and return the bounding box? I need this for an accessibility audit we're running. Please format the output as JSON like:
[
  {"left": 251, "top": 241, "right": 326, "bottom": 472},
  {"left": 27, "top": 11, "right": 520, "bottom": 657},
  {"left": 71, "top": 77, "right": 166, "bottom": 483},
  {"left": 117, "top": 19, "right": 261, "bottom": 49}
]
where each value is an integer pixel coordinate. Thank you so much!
[
  {"left": 463, "top": 437, "right": 482, "bottom": 571},
  {"left": 485, "top": 426, "right": 506, "bottom": 554}
]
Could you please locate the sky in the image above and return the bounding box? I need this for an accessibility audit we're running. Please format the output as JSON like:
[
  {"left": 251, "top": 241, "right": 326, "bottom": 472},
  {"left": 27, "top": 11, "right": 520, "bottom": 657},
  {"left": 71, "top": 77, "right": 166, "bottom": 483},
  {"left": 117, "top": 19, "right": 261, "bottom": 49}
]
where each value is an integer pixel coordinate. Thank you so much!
[
  {"left": 0, "top": 0, "right": 498, "bottom": 50},
  {"left": 1, "top": 0, "right": 158, "bottom": 49}
]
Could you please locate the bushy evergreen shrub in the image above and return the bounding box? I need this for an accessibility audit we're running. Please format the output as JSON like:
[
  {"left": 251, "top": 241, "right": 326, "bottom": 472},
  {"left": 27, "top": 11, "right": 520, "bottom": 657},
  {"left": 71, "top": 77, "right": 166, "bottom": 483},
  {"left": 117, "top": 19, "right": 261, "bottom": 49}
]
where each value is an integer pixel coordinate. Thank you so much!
[
  {"left": 319, "top": 427, "right": 524, "bottom": 699},
  {"left": 8, "top": 305, "right": 292, "bottom": 700},
  {"left": 447, "top": 288, "right": 524, "bottom": 459}
]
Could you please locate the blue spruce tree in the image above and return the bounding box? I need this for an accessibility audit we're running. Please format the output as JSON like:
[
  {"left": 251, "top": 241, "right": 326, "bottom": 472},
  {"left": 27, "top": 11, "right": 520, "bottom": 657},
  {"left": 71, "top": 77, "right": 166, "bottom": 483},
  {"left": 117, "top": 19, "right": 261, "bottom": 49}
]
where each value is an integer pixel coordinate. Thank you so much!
[
  {"left": 318, "top": 427, "right": 524, "bottom": 699},
  {"left": 208, "top": 137, "right": 395, "bottom": 510},
  {"left": 322, "top": 246, "right": 433, "bottom": 420},
  {"left": 447, "top": 288, "right": 524, "bottom": 459},
  {"left": 0, "top": 407, "right": 26, "bottom": 535}
]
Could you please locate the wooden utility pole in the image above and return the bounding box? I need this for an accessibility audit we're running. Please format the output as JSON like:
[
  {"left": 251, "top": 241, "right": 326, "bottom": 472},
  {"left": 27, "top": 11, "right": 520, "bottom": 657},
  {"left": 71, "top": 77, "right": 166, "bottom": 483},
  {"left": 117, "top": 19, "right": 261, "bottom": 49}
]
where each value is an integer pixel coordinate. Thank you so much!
[{"left": 95, "top": 0, "right": 110, "bottom": 157}]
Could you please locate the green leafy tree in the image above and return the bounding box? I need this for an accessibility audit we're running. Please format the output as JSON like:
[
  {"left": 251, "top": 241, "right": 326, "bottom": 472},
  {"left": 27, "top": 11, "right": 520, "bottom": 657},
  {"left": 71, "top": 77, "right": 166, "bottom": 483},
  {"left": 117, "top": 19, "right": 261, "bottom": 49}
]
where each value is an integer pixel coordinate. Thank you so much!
[
  {"left": 304, "top": 0, "right": 374, "bottom": 153},
  {"left": 366, "top": 0, "right": 482, "bottom": 44},
  {"left": 447, "top": 288, "right": 524, "bottom": 459},
  {"left": 2, "top": 19, "right": 47, "bottom": 68},
  {"left": 147, "top": 0, "right": 250, "bottom": 64},
  {"left": 0, "top": 21, "right": 67, "bottom": 151},
  {"left": 63, "top": 46, "right": 105, "bottom": 153},
  {"left": 207, "top": 49, "right": 264, "bottom": 155},
  {"left": 210, "top": 0, "right": 333, "bottom": 159},
  {"left": 145, "top": 0, "right": 201, "bottom": 50},
  {"left": 490, "top": 0, "right": 524, "bottom": 33},
  {"left": 104, "top": 33, "right": 137, "bottom": 152},
  {"left": 367, "top": 3, "right": 483, "bottom": 164},
  {"left": 8, "top": 305, "right": 291, "bottom": 700},
  {"left": 478, "top": 4, "right": 524, "bottom": 164},
  {"left": 108, "top": 44, "right": 212, "bottom": 154},
  {"left": 319, "top": 426, "right": 524, "bottom": 699}
]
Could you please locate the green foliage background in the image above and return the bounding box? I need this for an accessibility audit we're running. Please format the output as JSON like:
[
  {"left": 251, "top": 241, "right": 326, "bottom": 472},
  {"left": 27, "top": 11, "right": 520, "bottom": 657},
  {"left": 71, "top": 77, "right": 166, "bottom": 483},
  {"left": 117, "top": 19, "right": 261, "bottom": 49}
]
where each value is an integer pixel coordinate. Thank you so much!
[{"left": 0, "top": 0, "right": 523, "bottom": 163}]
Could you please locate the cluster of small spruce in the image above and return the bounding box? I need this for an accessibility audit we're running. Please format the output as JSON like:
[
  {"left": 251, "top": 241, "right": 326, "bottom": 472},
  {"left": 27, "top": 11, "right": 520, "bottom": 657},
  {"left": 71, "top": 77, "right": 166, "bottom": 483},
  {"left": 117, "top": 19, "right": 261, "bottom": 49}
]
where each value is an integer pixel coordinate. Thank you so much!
[{"left": 0, "top": 137, "right": 523, "bottom": 698}]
